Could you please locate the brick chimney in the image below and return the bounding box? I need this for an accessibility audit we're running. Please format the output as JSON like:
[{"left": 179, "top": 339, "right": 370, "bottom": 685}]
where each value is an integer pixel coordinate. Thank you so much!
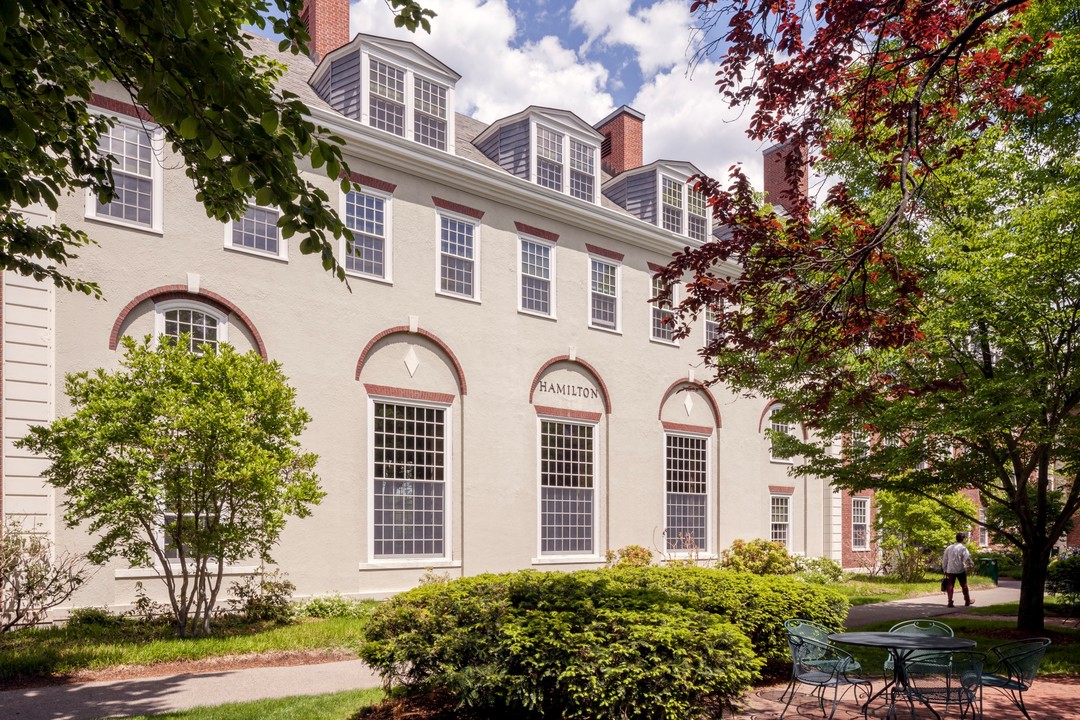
[
  {"left": 762, "top": 141, "right": 809, "bottom": 214},
  {"left": 594, "top": 106, "right": 645, "bottom": 177},
  {"left": 302, "top": 0, "right": 352, "bottom": 63}
]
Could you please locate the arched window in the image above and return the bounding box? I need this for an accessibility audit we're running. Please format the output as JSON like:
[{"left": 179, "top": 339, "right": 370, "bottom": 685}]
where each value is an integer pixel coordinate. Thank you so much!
[
  {"left": 155, "top": 301, "right": 228, "bottom": 353},
  {"left": 768, "top": 404, "right": 794, "bottom": 463}
]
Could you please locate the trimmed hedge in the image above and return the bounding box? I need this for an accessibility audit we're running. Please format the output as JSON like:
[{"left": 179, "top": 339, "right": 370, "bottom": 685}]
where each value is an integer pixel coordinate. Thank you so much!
[{"left": 360, "top": 567, "right": 847, "bottom": 719}]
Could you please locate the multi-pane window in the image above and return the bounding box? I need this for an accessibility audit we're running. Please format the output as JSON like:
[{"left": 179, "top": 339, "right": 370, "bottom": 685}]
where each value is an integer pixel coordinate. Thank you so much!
[
  {"left": 162, "top": 308, "right": 220, "bottom": 353},
  {"left": 345, "top": 191, "right": 388, "bottom": 279},
  {"left": 230, "top": 205, "right": 281, "bottom": 256},
  {"left": 852, "top": 497, "right": 869, "bottom": 550},
  {"left": 569, "top": 139, "right": 595, "bottom": 202},
  {"left": 661, "top": 176, "right": 683, "bottom": 234},
  {"left": 94, "top": 121, "right": 157, "bottom": 228},
  {"left": 369, "top": 59, "right": 406, "bottom": 136},
  {"left": 520, "top": 238, "right": 553, "bottom": 315},
  {"left": 162, "top": 511, "right": 208, "bottom": 562},
  {"left": 540, "top": 420, "right": 595, "bottom": 554},
  {"left": 651, "top": 276, "right": 676, "bottom": 343},
  {"left": 769, "top": 405, "right": 793, "bottom": 462},
  {"left": 771, "top": 494, "right": 791, "bottom": 547},
  {"left": 536, "top": 126, "right": 563, "bottom": 192},
  {"left": 704, "top": 307, "right": 720, "bottom": 345},
  {"left": 978, "top": 507, "right": 989, "bottom": 547},
  {"left": 665, "top": 434, "right": 708, "bottom": 552},
  {"left": 372, "top": 402, "right": 446, "bottom": 558},
  {"left": 414, "top": 76, "right": 447, "bottom": 150},
  {"left": 848, "top": 429, "right": 869, "bottom": 461},
  {"left": 439, "top": 215, "right": 477, "bottom": 298},
  {"left": 688, "top": 187, "right": 708, "bottom": 242},
  {"left": 590, "top": 258, "right": 618, "bottom": 330}
]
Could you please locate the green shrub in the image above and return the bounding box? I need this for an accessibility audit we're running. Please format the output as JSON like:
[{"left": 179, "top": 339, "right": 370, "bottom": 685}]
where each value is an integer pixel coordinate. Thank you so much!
[
  {"left": 227, "top": 569, "right": 295, "bottom": 623},
  {"left": 1048, "top": 554, "right": 1080, "bottom": 595},
  {"left": 718, "top": 538, "right": 795, "bottom": 575},
  {"left": 604, "top": 544, "right": 654, "bottom": 568},
  {"left": 294, "top": 593, "right": 373, "bottom": 620},
  {"left": 793, "top": 556, "right": 845, "bottom": 584},
  {"left": 66, "top": 606, "right": 123, "bottom": 628},
  {"left": 361, "top": 567, "right": 846, "bottom": 718}
]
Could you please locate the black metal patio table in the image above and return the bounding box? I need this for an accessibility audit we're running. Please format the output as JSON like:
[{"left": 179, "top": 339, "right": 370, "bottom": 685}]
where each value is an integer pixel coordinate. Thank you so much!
[{"left": 829, "top": 631, "right": 976, "bottom": 719}]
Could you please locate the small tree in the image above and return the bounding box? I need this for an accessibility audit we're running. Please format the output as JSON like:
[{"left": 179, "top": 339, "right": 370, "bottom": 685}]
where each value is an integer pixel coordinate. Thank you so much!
[
  {"left": 18, "top": 336, "right": 322, "bottom": 637},
  {"left": 872, "top": 491, "right": 978, "bottom": 582},
  {"left": 1, "top": 521, "right": 90, "bottom": 632}
]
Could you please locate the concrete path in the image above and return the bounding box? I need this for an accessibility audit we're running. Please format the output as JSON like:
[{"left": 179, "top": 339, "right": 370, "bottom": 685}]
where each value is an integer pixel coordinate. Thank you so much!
[
  {"left": 0, "top": 660, "right": 381, "bottom": 720},
  {"left": 0, "top": 579, "right": 1053, "bottom": 720},
  {"left": 845, "top": 578, "right": 1021, "bottom": 628}
]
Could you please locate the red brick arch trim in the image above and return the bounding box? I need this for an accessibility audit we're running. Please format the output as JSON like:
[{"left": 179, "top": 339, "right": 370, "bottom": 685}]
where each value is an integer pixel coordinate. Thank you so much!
[
  {"left": 109, "top": 286, "right": 267, "bottom": 359},
  {"left": 528, "top": 355, "right": 612, "bottom": 414},
  {"left": 354, "top": 326, "right": 467, "bottom": 396},
  {"left": 657, "top": 380, "right": 721, "bottom": 428},
  {"left": 757, "top": 400, "right": 809, "bottom": 440}
]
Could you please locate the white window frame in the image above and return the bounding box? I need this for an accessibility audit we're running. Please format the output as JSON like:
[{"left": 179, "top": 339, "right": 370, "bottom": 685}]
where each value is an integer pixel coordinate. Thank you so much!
[
  {"left": 704, "top": 306, "right": 720, "bottom": 346},
  {"left": 535, "top": 414, "right": 601, "bottom": 560},
  {"left": 852, "top": 496, "right": 870, "bottom": 551},
  {"left": 434, "top": 209, "right": 480, "bottom": 302},
  {"left": 651, "top": 276, "right": 678, "bottom": 346},
  {"left": 341, "top": 187, "right": 393, "bottom": 283},
  {"left": 658, "top": 173, "right": 711, "bottom": 242},
  {"left": 664, "top": 431, "right": 712, "bottom": 556},
  {"left": 528, "top": 118, "right": 600, "bottom": 205},
  {"left": 366, "top": 395, "right": 454, "bottom": 565},
  {"left": 588, "top": 255, "right": 621, "bottom": 333},
  {"left": 768, "top": 404, "right": 794, "bottom": 464},
  {"left": 224, "top": 203, "right": 286, "bottom": 261},
  {"left": 85, "top": 113, "right": 164, "bottom": 233},
  {"left": 978, "top": 507, "right": 989, "bottom": 547},
  {"left": 517, "top": 233, "right": 556, "bottom": 318},
  {"left": 360, "top": 50, "right": 455, "bottom": 152},
  {"left": 154, "top": 300, "right": 228, "bottom": 353},
  {"left": 770, "top": 493, "right": 791, "bottom": 549}
]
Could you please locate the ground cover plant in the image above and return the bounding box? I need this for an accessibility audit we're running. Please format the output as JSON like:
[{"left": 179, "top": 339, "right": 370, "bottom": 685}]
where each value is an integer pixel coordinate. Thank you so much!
[
  {"left": 834, "top": 573, "right": 995, "bottom": 607},
  {"left": 359, "top": 566, "right": 846, "bottom": 719}
]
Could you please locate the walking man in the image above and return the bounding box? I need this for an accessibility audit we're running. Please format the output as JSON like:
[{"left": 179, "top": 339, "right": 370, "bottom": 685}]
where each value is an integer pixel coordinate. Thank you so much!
[{"left": 942, "top": 532, "right": 975, "bottom": 608}]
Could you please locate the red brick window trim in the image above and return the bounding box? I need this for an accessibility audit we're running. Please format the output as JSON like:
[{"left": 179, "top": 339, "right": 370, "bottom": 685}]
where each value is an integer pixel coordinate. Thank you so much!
[
  {"left": 661, "top": 421, "right": 713, "bottom": 436},
  {"left": 769, "top": 485, "right": 795, "bottom": 495},
  {"left": 585, "top": 243, "right": 624, "bottom": 262},
  {"left": 363, "top": 384, "right": 455, "bottom": 405},
  {"left": 432, "top": 196, "right": 484, "bottom": 219},
  {"left": 345, "top": 172, "right": 397, "bottom": 194},
  {"left": 89, "top": 93, "right": 153, "bottom": 122},
  {"left": 534, "top": 405, "right": 602, "bottom": 422},
  {"left": 648, "top": 261, "right": 669, "bottom": 274},
  {"left": 515, "top": 222, "right": 559, "bottom": 243}
]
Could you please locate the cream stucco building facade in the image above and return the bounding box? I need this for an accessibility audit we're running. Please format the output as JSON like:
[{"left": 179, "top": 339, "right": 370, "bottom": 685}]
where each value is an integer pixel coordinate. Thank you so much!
[{"left": 1, "top": 0, "right": 862, "bottom": 610}]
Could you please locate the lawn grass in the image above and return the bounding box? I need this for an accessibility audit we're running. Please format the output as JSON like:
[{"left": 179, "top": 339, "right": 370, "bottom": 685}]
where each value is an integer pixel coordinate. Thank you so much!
[
  {"left": 833, "top": 573, "right": 996, "bottom": 606},
  {"left": 0, "top": 616, "right": 368, "bottom": 682},
  {"left": 113, "top": 688, "right": 384, "bottom": 720}
]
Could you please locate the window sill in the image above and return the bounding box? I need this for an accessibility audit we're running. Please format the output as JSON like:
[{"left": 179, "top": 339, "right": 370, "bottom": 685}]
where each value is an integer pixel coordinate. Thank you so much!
[
  {"left": 531, "top": 556, "right": 606, "bottom": 566},
  {"left": 588, "top": 324, "right": 621, "bottom": 336},
  {"left": 770, "top": 459, "right": 795, "bottom": 465},
  {"left": 650, "top": 337, "right": 679, "bottom": 347},
  {"left": 436, "top": 290, "right": 482, "bottom": 305},
  {"left": 115, "top": 565, "right": 259, "bottom": 579},
  {"left": 358, "top": 559, "right": 460, "bottom": 570},
  {"left": 86, "top": 215, "right": 164, "bottom": 236},
  {"left": 224, "top": 245, "right": 289, "bottom": 263},
  {"left": 345, "top": 270, "right": 393, "bottom": 286},
  {"left": 518, "top": 308, "right": 558, "bottom": 321}
]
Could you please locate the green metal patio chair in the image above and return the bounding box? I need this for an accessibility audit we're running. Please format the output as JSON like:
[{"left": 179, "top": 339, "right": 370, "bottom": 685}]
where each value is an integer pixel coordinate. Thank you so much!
[
  {"left": 979, "top": 637, "right": 1051, "bottom": 720},
  {"left": 884, "top": 619, "right": 954, "bottom": 676},
  {"left": 781, "top": 633, "right": 873, "bottom": 720},
  {"left": 906, "top": 650, "right": 986, "bottom": 720},
  {"left": 780, "top": 619, "right": 861, "bottom": 704}
]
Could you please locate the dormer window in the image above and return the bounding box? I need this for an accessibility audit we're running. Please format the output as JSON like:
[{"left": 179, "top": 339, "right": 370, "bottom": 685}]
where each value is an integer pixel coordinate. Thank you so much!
[
  {"left": 661, "top": 176, "right": 709, "bottom": 241},
  {"left": 534, "top": 126, "right": 597, "bottom": 202},
  {"left": 661, "top": 177, "right": 683, "bottom": 234},
  {"left": 688, "top": 187, "right": 708, "bottom": 242},
  {"left": 311, "top": 35, "right": 459, "bottom": 153}
]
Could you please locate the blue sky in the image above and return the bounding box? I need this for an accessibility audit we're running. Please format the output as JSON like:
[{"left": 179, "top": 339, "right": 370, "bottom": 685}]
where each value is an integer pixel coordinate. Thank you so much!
[{"left": 326, "top": 0, "right": 764, "bottom": 184}]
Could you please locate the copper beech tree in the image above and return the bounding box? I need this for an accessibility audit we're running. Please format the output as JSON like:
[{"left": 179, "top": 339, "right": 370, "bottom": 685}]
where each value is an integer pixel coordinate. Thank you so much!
[{"left": 661, "top": 0, "right": 1080, "bottom": 630}]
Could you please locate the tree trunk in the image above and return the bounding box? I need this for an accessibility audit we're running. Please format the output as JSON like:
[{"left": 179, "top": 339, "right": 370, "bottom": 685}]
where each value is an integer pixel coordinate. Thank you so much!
[{"left": 1017, "top": 545, "right": 1050, "bottom": 632}]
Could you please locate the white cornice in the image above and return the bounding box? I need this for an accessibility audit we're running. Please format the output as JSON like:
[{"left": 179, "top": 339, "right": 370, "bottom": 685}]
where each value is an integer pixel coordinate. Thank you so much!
[{"left": 309, "top": 106, "right": 742, "bottom": 278}]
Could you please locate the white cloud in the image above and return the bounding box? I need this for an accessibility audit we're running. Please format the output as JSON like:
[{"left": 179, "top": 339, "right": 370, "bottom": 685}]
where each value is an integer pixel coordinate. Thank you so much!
[
  {"left": 571, "top": 0, "right": 696, "bottom": 75},
  {"left": 631, "top": 61, "right": 764, "bottom": 184}
]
